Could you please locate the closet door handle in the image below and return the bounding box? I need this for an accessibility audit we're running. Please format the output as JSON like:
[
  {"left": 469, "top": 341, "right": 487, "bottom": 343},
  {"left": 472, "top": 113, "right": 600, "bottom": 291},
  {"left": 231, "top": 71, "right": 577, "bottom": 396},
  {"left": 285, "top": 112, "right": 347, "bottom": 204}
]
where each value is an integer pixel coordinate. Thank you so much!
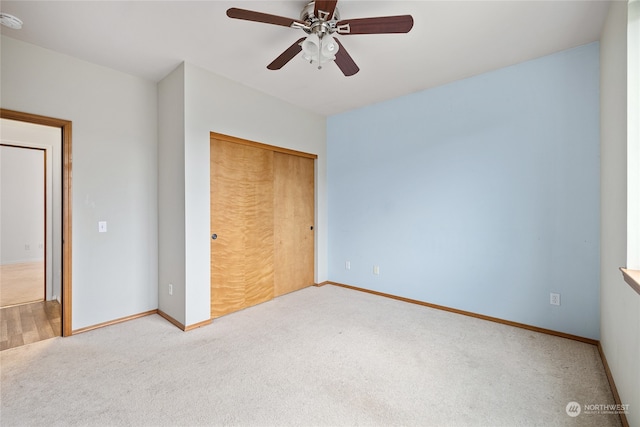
[{"left": 211, "top": 234, "right": 218, "bottom": 240}]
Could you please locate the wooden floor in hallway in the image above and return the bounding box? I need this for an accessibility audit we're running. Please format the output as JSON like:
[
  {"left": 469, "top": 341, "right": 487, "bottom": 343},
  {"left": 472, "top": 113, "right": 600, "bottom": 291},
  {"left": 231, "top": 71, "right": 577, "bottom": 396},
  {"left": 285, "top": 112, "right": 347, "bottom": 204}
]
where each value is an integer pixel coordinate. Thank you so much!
[
  {"left": 0, "top": 300, "right": 61, "bottom": 351},
  {"left": 0, "top": 261, "right": 44, "bottom": 307}
]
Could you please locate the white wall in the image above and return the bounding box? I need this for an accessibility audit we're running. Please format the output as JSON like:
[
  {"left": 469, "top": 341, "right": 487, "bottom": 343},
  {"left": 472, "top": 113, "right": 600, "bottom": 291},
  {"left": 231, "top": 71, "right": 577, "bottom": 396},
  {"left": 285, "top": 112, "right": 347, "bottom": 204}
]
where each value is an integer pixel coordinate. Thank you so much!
[
  {"left": 158, "top": 62, "right": 327, "bottom": 326},
  {"left": 0, "top": 145, "right": 44, "bottom": 264},
  {"left": 157, "top": 64, "right": 186, "bottom": 324},
  {"left": 600, "top": 2, "right": 640, "bottom": 426},
  {"left": 1, "top": 36, "right": 159, "bottom": 330}
]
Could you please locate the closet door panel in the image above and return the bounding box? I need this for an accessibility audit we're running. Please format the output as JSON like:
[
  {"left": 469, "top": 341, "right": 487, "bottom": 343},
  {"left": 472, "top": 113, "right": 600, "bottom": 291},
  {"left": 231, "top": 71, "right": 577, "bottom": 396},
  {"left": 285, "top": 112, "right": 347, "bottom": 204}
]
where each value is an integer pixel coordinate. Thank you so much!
[
  {"left": 242, "top": 148, "right": 275, "bottom": 309},
  {"left": 210, "top": 139, "right": 245, "bottom": 317},
  {"left": 210, "top": 138, "right": 274, "bottom": 318},
  {"left": 274, "top": 152, "right": 315, "bottom": 296}
]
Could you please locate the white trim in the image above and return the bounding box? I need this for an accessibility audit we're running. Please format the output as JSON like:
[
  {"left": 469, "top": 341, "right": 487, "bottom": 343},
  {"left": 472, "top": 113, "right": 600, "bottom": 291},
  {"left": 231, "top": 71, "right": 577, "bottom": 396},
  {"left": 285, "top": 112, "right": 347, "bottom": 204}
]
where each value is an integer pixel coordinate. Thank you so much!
[{"left": 627, "top": 0, "right": 640, "bottom": 269}]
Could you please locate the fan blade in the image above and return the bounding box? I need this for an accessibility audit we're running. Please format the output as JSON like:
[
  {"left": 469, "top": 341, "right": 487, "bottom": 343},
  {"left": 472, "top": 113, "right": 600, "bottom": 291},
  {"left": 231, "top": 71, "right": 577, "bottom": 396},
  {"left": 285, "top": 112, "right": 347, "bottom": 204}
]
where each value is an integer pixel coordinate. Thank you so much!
[
  {"left": 267, "top": 37, "right": 306, "bottom": 70},
  {"left": 336, "top": 15, "right": 414, "bottom": 35},
  {"left": 314, "top": 0, "right": 338, "bottom": 21},
  {"left": 227, "top": 8, "right": 307, "bottom": 29},
  {"left": 333, "top": 39, "right": 359, "bottom": 76}
]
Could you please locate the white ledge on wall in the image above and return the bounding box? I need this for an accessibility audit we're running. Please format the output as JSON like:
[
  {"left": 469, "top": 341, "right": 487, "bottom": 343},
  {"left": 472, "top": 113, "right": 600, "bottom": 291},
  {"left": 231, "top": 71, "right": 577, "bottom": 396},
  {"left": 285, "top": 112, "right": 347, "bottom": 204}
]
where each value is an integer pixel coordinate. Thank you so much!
[{"left": 620, "top": 268, "right": 640, "bottom": 295}]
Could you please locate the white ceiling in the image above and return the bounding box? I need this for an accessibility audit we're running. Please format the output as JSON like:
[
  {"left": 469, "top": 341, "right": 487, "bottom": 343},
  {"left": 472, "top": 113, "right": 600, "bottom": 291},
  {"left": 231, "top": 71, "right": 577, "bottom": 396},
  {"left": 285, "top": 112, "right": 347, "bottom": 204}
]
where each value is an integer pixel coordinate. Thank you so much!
[{"left": 0, "top": 1, "right": 611, "bottom": 116}]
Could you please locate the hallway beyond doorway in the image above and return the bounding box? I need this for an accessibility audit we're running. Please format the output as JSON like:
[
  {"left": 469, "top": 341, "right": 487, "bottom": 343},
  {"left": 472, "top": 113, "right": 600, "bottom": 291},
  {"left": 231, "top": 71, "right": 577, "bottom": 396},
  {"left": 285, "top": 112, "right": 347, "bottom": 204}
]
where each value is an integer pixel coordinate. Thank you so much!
[
  {"left": 0, "top": 261, "right": 44, "bottom": 307},
  {"left": 0, "top": 300, "right": 61, "bottom": 351}
]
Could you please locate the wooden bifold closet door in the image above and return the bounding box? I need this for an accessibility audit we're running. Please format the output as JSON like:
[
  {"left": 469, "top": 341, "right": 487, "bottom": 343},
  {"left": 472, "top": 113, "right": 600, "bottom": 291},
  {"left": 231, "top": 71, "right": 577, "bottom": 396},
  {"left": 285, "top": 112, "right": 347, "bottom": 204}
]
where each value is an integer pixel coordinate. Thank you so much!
[{"left": 210, "top": 134, "right": 315, "bottom": 319}]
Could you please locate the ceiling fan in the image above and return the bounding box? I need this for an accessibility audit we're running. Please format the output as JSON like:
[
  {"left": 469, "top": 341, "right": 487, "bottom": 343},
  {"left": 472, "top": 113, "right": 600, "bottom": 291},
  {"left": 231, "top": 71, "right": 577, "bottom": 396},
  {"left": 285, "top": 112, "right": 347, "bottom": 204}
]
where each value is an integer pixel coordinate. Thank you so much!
[{"left": 226, "top": 1, "right": 414, "bottom": 76}]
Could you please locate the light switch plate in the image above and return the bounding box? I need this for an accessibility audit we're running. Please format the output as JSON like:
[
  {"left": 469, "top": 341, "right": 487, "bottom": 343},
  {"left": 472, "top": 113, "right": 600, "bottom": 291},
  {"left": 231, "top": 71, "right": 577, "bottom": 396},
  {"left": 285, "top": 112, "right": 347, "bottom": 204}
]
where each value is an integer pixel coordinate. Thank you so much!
[{"left": 98, "top": 221, "right": 107, "bottom": 233}]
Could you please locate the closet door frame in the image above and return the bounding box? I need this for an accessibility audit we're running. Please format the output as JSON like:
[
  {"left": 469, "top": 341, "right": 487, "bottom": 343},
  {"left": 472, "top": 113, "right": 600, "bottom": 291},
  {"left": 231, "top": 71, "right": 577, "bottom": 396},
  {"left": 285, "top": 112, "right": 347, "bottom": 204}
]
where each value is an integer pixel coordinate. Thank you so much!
[
  {"left": 209, "top": 132, "right": 317, "bottom": 318},
  {"left": 210, "top": 133, "right": 318, "bottom": 160}
]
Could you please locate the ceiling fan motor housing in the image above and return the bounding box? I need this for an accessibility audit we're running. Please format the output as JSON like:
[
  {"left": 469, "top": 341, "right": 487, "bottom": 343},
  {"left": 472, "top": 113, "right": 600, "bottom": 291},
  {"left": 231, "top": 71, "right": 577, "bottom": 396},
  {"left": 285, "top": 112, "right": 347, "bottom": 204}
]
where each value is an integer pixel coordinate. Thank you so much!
[{"left": 301, "top": 1, "right": 340, "bottom": 36}]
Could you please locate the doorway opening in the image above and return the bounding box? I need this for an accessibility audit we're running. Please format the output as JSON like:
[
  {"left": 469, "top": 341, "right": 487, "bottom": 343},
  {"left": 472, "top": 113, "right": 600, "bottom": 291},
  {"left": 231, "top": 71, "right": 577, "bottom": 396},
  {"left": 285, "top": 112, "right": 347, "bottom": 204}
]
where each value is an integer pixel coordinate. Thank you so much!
[
  {"left": 0, "top": 145, "right": 47, "bottom": 307},
  {"left": 0, "top": 109, "right": 72, "bottom": 348}
]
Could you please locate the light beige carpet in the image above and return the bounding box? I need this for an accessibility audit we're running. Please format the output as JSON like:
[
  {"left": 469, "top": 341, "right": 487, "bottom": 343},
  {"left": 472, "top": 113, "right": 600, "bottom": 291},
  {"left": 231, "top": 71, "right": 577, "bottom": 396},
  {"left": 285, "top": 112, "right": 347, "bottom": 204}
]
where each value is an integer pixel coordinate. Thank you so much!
[{"left": 0, "top": 285, "right": 622, "bottom": 426}]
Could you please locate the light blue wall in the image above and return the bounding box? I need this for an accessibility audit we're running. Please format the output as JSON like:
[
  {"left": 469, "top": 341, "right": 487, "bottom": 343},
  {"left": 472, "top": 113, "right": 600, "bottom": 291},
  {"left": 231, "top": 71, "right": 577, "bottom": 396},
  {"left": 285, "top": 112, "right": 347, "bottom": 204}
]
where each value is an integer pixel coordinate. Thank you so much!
[{"left": 327, "top": 43, "right": 600, "bottom": 340}]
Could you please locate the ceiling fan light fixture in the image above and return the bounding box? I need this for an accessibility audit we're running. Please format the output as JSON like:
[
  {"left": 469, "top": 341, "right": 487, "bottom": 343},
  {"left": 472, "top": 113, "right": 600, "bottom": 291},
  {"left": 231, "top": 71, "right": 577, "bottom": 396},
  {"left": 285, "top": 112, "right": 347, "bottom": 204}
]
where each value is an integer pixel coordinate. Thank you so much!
[
  {"left": 301, "top": 33, "right": 339, "bottom": 65},
  {"left": 323, "top": 36, "right": 339, "bottom": 56},
  {"left": 301, "top": 34, "right": 319, "bottom": 60}
]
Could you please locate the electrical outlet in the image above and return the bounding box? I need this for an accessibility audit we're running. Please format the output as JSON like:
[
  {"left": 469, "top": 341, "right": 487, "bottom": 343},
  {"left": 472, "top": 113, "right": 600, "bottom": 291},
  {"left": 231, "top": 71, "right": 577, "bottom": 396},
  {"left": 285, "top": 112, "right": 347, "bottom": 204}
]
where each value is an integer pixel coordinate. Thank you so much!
[
  {"left": 169, "top": 284, "right": 173, "bottom": 296},
  {"left": 550, "top": 292, "right": 560, "bottom": 306},
  {"left": 373, "top": 265, "right": 380, "bottom": 275},
  {"left": 345, "top": 261, "right": 351, "bottom": 270}
]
